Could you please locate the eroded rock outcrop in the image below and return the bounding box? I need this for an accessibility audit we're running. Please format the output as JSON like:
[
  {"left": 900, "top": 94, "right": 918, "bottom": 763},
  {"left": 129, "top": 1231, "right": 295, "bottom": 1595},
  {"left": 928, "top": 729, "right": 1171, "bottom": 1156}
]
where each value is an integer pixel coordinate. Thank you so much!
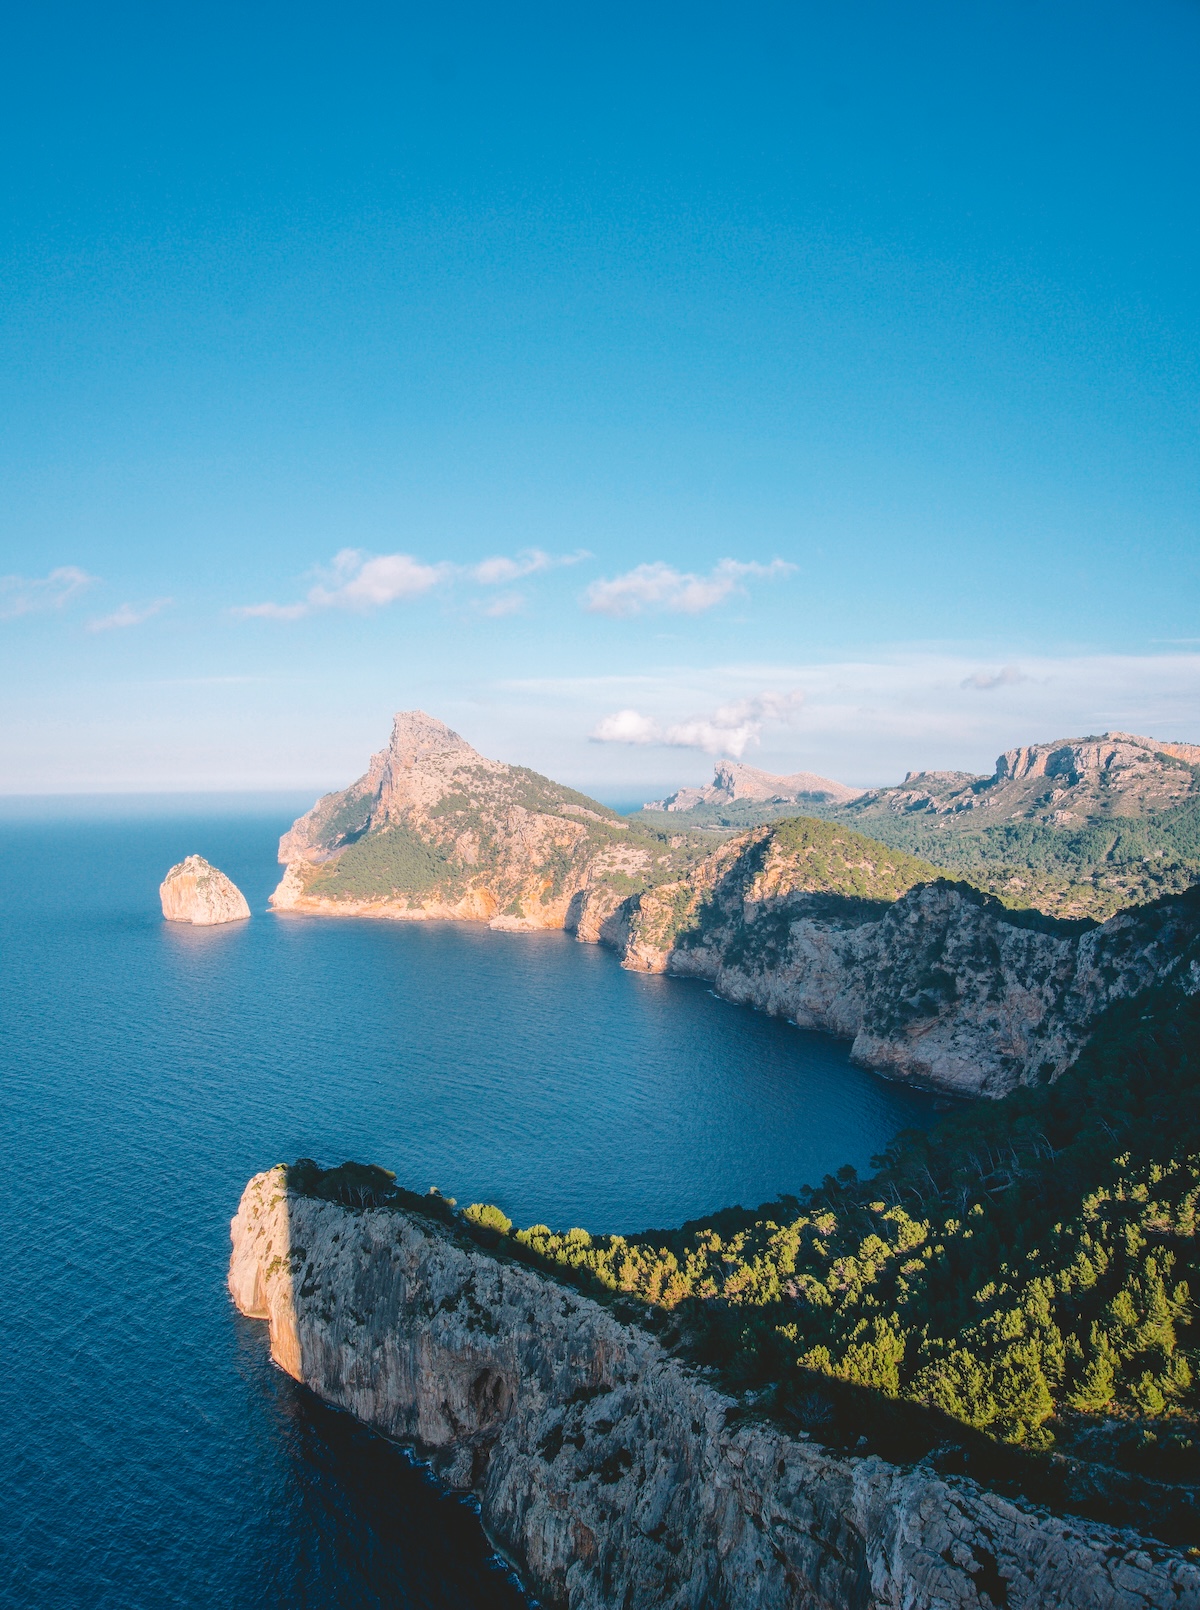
[
  {"left": 159, "top": 855, "right": 250, "bottom": 925},
  {"left": 229, "top": 1168, "right": 1200, "bottom": 1610}
]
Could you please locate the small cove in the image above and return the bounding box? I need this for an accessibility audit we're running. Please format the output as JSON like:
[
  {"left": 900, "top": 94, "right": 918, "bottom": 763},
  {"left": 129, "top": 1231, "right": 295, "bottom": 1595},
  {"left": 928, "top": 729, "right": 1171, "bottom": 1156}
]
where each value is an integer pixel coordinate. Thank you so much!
[{"left": 0, "top": 809, "right": 935, "bottom": 1609}]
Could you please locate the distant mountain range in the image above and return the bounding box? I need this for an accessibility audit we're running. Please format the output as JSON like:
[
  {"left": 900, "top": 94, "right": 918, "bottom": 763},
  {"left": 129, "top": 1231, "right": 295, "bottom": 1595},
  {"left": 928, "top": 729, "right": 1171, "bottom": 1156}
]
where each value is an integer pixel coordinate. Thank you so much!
[
  {"left": 638, "top": 732, "right": 1200, "bottom": 919},
  {"left": 644, "top": 758, "right": 862, "bottom": 814}
]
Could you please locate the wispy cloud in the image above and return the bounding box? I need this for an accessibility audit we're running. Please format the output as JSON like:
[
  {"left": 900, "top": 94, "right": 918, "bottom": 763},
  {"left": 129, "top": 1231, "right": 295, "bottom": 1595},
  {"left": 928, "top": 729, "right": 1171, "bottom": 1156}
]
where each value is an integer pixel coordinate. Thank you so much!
[
  {"left": 481, "top": 592, "right": 527, "bottom": 618},
  {"left": 88, "top": 597, "right": 173, "bottom": 632},
  {"left": 236, "top": 547, "right": 589, "bottom": 620},
  {"left": 961, "top": 663, "right": 1028, "bottom": 691},
  {"left": 235, "top": 550, "right": 450, "bottom": 619},
  {"left": 584, "top": 558, "right": 794, "bottom": 618},
  {"left": 592, "top": 689, "right": 804, "bottom": 757},
  {"left": 0, "top": 565, "right": 96, "bottom": 620},
  {"left": 470, "top": 548, "right": 589, "bottom": 586}
]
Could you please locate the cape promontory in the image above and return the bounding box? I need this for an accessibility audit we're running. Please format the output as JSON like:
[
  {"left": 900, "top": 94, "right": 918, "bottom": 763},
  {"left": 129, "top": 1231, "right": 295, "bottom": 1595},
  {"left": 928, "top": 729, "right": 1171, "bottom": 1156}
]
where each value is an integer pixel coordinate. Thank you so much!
[
  {"left": 160, "top": 855, "right": 251, "bottom": 925},
  {"left": 229, "top": 1165, "right": 1200, "bottom": 1610}
]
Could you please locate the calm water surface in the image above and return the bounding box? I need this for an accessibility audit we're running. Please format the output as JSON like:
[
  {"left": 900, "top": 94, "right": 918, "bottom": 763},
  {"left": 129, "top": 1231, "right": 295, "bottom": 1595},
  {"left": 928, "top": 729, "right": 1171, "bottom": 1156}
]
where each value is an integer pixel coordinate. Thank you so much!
[{"left": 0, "top": 811, "right": 934, "bottom": 1608}]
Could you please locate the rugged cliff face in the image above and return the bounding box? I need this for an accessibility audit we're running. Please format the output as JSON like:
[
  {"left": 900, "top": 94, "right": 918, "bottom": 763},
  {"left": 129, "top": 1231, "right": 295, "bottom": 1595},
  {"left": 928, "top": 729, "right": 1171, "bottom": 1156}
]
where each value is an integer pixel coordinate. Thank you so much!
[
  {"left": 229, "top": 1169, "right": 1200, "bottom": 1610},
  {"left": 159, "top": 855, "right": 250, "bottom": 925},
  {"left": 271, "top": 711, "right": 704, "bottom": 930},
  {"left": 606, "top": 826, "right": 1200, "bottom": 1095}
]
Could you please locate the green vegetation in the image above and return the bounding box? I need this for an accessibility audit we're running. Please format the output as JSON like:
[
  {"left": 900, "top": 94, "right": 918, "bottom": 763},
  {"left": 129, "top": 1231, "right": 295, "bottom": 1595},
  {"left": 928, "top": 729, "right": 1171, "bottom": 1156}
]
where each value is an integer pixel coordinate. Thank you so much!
[
  {"left": 632, "top": 816, "right": 944, "bottom": 956},
  {"left": 288, "top": 958, "right": 1200, "bottom": 1537},
  {"left": 465, "top": 1201, "right": 514, "bottom": 1234},
  {"left": 767, "top": 815, "right": 941, "bottom": 899},
  {"left": 631, "top": 768, "right": 1200, "bottom": 920},
  {"left": 816, "top": 790, "right": 1200, "bottom": 920},
  {"left": 306, "top": 820, "right": 463, "bottom": 899}
]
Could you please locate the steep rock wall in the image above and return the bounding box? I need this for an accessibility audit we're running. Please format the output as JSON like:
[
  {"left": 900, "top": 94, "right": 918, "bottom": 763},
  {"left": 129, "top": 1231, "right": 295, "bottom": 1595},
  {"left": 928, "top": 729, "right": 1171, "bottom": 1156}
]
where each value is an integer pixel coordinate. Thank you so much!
[
  {"left": 229, "top": 1169, "right": 1200, "bottom": 1610},
  {"left": 611, "top": 877, "right": 1200, "bottom": 1096}
]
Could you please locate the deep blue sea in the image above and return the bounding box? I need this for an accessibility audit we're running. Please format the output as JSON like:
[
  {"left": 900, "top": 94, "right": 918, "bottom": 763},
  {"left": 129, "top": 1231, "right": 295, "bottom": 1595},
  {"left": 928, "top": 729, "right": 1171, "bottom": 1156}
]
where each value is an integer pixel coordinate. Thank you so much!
[{"left": 0, "top": 807, "right": 935, "bottom": 1609}]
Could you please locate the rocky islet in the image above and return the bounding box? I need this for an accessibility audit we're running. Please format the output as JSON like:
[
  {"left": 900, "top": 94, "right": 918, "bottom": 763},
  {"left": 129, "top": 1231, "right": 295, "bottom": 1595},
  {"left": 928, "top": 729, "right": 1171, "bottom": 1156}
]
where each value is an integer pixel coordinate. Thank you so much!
[{"left": 159, "top": 854, "right": 251, "bottom": 926}]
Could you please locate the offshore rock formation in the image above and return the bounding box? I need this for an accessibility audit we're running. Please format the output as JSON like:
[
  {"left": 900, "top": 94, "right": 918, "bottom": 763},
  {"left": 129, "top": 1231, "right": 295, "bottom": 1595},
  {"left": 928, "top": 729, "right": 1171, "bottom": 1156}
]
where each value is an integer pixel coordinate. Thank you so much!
[
  {"left": 270, "top": 711, "right": 704, "bottom": 930},
  {"left": 645, "top": 759, "right": 862, "bottom": 814},
  {"left": 229, "top": 1168, "right": 1200, "bottom": 1610},
  {"left": 159, "top": 855, "right": 250, "bottom": 925},
  {"left": 605, "top": 826, "right": 1200, "bottom": 1095}
]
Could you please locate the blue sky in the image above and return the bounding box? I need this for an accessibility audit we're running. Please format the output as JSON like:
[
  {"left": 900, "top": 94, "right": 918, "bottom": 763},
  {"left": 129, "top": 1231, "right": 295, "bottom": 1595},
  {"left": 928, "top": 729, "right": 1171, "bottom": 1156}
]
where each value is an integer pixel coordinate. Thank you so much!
[{"left": 2, "top": 1, "right": 1198, "bottom": 797}]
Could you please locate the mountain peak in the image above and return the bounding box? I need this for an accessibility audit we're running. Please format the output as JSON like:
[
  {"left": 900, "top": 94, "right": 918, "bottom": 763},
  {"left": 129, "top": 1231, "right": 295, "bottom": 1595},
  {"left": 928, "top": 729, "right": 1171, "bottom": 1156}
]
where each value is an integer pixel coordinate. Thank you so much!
[
  {"left": 645, "top": 759, "right": 861, "bottom": 813},
  {"left": 385, "top": 710, "right": 477, "bottom": 769}
]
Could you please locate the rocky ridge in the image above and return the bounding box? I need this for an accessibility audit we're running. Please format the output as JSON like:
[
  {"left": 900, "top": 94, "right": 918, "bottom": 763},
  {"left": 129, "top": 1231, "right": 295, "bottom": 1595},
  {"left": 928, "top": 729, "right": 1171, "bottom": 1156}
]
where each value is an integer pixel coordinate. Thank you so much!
[
  {"left": 854, "top": 732, "right": 1200, "bottom": 830},
  {"left": 604, "top": 821, "right": 1200, "bottom": 1095},
  {"left": 159, "top": 855, "right": 250, "bottom": 925},
  {"left": 644, "top": 759, "right": 862, "bottom": 814},
  {"left": 229, "top": 1167, "right": 1200, "bottom": 1610},
  {"left": 820, "top": 732, "right": 1200, "bottom": 919},
  {"left": 271, "top": 711, "right": 705, "bottom": 932}
]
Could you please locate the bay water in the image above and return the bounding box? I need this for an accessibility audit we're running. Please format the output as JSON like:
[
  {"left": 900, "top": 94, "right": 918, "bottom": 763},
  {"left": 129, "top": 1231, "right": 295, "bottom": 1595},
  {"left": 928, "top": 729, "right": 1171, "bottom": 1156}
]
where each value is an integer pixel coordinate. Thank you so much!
[{"left": 0, "top": 807, "right": 934, "bottom": 1608}]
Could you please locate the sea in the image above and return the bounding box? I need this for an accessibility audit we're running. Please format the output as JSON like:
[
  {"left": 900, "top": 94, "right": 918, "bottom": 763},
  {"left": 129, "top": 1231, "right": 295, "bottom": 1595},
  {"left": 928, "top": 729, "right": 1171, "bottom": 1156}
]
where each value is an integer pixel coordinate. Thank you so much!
[{"left": 0, "top": 802, "right": 936, "bottom": 1609}]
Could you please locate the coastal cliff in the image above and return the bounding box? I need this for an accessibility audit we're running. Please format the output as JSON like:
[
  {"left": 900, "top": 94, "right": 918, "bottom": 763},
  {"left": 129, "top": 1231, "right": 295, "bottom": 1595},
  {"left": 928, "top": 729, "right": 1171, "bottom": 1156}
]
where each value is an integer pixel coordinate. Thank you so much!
[
  {"left": 606, "top": 825, "right": 1200, "bottom": 1095},
  {"left": 229, "top": 1167, "right": 1200, "bottom": 1610},
  {"left": 159, "top": 855, "right": 250, "bottom": 925}
]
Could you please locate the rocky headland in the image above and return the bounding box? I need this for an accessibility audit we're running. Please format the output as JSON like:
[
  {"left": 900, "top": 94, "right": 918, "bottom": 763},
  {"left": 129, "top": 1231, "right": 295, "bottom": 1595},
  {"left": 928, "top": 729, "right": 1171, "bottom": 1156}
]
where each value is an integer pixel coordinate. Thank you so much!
[
  {"left": 159, "top": 855, "right": 250, "bottom": 925},
  {"left": 267, "top": 713, "right": 1200, "bottom": 1097},
  {"left": 270, "top": 710, "right": 706, "bottom": 933},
  {"left": 229, "top": 1166, "right": 1200, "bottom": 1610}
]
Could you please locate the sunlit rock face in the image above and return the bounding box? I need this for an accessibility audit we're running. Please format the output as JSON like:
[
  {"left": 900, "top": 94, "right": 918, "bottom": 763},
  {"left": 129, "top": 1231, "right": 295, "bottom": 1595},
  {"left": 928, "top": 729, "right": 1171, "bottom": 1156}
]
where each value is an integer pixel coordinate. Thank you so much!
[
  {"left": 229, "top": 1168, "right": 1200, "bottom": 1610},
  {"left": 268, "top": 710, "right": 690, "bottom": 930},
  {"left": 159, "top": 855, "right": 251, "bottom": 925}
]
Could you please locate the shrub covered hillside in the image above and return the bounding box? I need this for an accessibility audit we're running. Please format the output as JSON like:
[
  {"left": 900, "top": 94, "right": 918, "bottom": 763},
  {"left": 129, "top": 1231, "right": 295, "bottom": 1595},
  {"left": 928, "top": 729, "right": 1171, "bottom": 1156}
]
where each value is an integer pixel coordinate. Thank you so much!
[
  {"left": 621, "top": 815, "right": 942, "bottom": 961},
  {"left": 273, "top": 710, "right": 715, "bottom": 924},
  {"left": 286, "top": 985, "right": 1200, "bottom": 1539},
  {"left": 481, "top": 988, "right": 1200, "bottom": 1536}
]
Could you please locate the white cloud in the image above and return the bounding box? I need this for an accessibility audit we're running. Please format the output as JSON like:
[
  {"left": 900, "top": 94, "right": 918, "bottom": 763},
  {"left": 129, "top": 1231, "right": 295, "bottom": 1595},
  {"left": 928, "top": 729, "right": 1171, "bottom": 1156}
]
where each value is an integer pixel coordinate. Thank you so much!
[
  {"left": 591, "top": 709, "right": 663, "bottom": 746},
  {"left": 87, "top": 597, "right": 173, "bottom": 632},
  {"left": 470, "top": 548, "right": 590, "bottom": 586},
  {"left": 234, "top": 600, "right": 312, "bottom": 621},
  {"left": 236, "top": 547, "right": 589, "bottom": 619},
  {"left": 592, "top": 689, "right": 804, "bottom": 757},
  {"left": 584, "top": 558, "right": 795, "bottom": 617},
  {"left": 0, "top": 565, "right": 96, "bottom": 620},
  {"left": 961, "top": 663, "right": 1028, "bottom": 691},
  {"left": 235, "top": 549, "right": 450, "bottom": 619}
]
